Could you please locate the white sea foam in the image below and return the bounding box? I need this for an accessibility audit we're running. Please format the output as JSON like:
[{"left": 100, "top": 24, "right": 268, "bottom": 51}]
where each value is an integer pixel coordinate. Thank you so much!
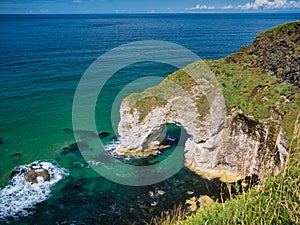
[
  {"left": 0, "top": 161, "right": 68, "bottom": 222},
  {"left": 104, "top": 138, "right": 121, "bottom": 152}
]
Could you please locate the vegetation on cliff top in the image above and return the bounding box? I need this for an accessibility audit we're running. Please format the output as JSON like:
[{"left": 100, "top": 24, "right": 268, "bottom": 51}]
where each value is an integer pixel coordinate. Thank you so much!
[
  {"left": 125, "top": 68, "right": 210, "bottom": 123},
  {"left": 148, "top": 21, "right": 300, "bottom": 224},
  {"left": 208, "top": 59, "right": 300, "bottom": 148},
  {"left": 226, "top": 20, "right": 300, "bottom": 88},
  {"left": 126, "top": 20, "right": 300, "bottom": 149}
]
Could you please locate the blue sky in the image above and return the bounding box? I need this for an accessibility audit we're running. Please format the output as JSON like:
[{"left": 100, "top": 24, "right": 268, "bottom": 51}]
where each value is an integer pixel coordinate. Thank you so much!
[{"left": 0, "top": 0, "right": 300, "bottom": 14}]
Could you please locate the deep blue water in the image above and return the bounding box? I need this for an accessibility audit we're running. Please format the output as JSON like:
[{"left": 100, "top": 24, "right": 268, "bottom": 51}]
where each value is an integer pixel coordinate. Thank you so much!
[{"left": 0, "top": 13, "right": 299, "bottom": 224}]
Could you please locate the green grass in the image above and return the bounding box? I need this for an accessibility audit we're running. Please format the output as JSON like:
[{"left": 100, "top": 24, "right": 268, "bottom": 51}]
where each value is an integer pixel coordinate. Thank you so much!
[
  {"left": 182, "top": 155, "right": 299, "bottom": 225},
  {"left": 130, "top": 96, "right": 167, "bottom": 122},
  {"left": 207, "top": 59, "right": 299, "bottom": 144},
  {"left": 124, "top": 67, "right": 211, "bottom": 123},
  {"left": 262, "top": 20, "right": 300, "bottom": 37}
]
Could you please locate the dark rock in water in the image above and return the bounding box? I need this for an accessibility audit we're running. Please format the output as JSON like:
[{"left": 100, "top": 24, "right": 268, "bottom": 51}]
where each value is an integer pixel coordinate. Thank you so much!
[
  {"left": 61, "top": 141, "right": 90, "bottom": 155},
  {"left": 98, "top": 132, "right": 110, "bottom": 138},
  {"left": 74, "top": 130, "right": 98, "bottom": 138},
  {"left": 10, "top": 171, "right": 18, "bottom": 178},
  {"left": 25, "top": 167, "right": 50, "bottom": 184},
  {"left": 63, "top": 128, "right": 73, "bottom": 134},
  {"left": 76, "top": 141, "right": 89, "bottom": 150},
  {"left": 61, "top": 147, "right": 72, "bottom": 155},
  {"left": 61, "top": 142, "right": 88, "bottom": 155},
  {"left": 11, "top": 152, "right": 22, "bottom": 160},
  {"left": 69, "top": 143, "right": 78, "bottom": 151},
  {"left": 10, "top": 167, "right": 27, "bottom": 178},
  {"left": 0, "top": 137, "right": 3, "bottom": 145},
  {"left": 61, "top": 146, "right": 78, "bottom": 155},
  {"left": 61, "top": 178, "right": 88, "bottom": 194}
]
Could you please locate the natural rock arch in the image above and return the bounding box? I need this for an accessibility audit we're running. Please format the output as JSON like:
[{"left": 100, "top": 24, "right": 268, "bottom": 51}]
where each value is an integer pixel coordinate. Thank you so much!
[{"left": 117, "top": 62, "right": 287, "bottom": 182}]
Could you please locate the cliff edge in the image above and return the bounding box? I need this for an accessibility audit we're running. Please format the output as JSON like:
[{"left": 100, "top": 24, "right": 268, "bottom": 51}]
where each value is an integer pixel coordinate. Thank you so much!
[
  {"left": 227, "top": 20, "right": 300, "bottom": 88},
  {"left": 117, "top": 21, "right": 300, "bottom": 182}
]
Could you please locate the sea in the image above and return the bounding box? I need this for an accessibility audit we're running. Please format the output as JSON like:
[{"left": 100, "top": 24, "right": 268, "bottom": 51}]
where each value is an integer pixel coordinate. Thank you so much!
[{"left": 0, "top": 13, "right": 299, "bottom": 224}]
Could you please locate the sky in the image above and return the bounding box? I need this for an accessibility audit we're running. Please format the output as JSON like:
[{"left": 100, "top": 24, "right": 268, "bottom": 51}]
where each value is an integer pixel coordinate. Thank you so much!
[{"left": 0, "top": 0, "right": 300, "bottom": 14}]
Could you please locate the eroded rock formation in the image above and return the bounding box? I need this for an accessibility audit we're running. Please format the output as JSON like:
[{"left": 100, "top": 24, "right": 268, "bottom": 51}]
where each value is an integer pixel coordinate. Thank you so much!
[
  {"left": 118, "top": 87, "right": 287, "bottom": 181},
  {"left": 116, "top": 22, "right": 297, "bottom": 182},
  {"left": 118, "top": 62, "right": 226, "bottom": 161},
  {"left": 185, "top": 109, "right": 287, "bottom": 181}
]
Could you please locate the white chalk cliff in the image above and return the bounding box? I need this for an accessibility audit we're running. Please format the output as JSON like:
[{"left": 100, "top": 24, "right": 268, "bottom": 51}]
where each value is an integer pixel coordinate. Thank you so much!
[{"left": 117, "top": 61, "right": 288, "bottom": 182}]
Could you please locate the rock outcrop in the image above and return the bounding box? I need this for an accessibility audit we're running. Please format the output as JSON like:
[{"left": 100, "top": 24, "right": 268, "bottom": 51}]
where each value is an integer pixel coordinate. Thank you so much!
[
  {"left": 226, "top": 21, "right": 300, "bottom": 88},
  {"left": 185, "top": 108, "right": 287, "bottom": 181},
  {"left": 25, "top": 166, "right": 50, "bottom": 184},
  {"left": 11, "top": 163, "right": 51, "bottom": 184}
]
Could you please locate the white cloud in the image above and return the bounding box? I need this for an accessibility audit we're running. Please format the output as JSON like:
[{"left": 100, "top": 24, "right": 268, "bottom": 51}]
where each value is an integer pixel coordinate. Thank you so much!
[
  {"left": 185, "top": 4, "right": 215, "bottom": 10},
  {"left": 237, "top": 0, "right": 300, "bottom": 9},
  {"left": 186, "top": 0, "right": 300, "bottom": 11},
  {"left": 223, "top": 5, "right": 234, "bottom": 9}
]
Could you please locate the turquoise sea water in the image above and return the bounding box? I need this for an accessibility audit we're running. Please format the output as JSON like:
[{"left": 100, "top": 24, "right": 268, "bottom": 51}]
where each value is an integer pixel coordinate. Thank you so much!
[{"left": 1, "top": 13, "right": 300, "bottom": 224}]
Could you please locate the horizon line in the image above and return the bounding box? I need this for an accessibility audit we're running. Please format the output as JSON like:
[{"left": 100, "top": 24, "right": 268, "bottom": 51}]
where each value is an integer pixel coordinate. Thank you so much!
[{"left": 1, "top": 11, "right": 300, "bottom": 15}]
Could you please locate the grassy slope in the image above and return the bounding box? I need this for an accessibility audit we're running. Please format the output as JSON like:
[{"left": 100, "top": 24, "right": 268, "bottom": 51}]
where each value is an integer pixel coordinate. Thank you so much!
[
  {"left": 150, "top": 22, "right": 300, "bottom": 225},
  {"left": 149, "top": 60, "right": 300, "bottom": 225},
  {"left": 208, "top": 59, "right": 300, "bottom": 147},
  {"left": 150, "top": 60, "right": 300, "bottom": 225},
  {"left": 180, "top": 150, "right": 299, "bottom": 225}
]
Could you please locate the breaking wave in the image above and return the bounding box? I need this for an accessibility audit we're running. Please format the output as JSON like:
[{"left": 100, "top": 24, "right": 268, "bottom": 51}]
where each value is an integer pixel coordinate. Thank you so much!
[{"left": 0, "top": 161, "right": 68, "bottom": 222}]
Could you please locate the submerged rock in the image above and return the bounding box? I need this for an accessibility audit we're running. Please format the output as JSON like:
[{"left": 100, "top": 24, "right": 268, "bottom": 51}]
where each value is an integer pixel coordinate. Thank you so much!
[
  {"left": 148, "top": 191, "right": 154, "bottom": 197},
  {"left": 11, "top": 153, "right": 22, "bottom": 159},
  {"left": 150, "top": 201, "right": 158, "bottom": 207},
  {"left": 0, "top": 137, "right": 3, "bottom": 145},
  {"left": 62, "top": 128, "right": 73, "bottom": 134},
  {"left": 61, "top": 142, "right": 89, "bottom": 155},
  {"left": 157, "top": 190, "right": 165, "bottom": 196},
  {"left": 98, "top": 132, "right": 110, "bottom": 138}
]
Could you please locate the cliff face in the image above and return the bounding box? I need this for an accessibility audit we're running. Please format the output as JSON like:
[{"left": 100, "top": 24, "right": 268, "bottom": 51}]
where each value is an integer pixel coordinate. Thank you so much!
[
  {"left": 118, "top": 62, "right": 226, "bottom": 159},
  {"left": 117, "top": 21, "right": 300, "bottom": 182},
  {"left": 118, "top": 88, "right": 287, "bottom": 182},
  {"left": 227, "top": 21, "right": 300, "bottom": 88}
]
